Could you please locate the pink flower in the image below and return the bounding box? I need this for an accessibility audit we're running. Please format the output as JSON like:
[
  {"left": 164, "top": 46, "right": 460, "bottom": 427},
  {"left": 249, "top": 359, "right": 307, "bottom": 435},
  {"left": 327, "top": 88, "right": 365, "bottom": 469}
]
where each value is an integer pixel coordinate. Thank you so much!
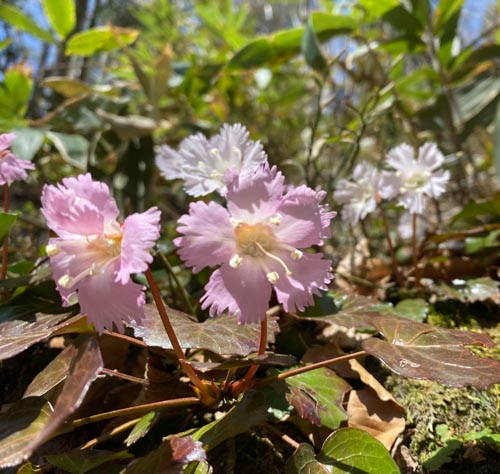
[
  {"left": 41, "top": 173, "right": 161, "bottom": 333},
  {"left": 0, "top": 132, "right": 35, "bottom": 185},
  {"left": 155, "top": 123, "right": 267, "bottom": 196},
  {"left": 385, "top": 142, "right": 450, "bottom": 214},
  {"left": 175, "top": 165, "right": 335, "bottom": 324}
]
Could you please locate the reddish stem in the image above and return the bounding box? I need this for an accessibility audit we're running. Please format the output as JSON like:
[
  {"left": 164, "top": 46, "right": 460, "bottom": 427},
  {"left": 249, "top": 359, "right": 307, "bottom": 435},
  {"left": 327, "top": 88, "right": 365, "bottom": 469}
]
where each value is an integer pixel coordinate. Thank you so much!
[
  {"left": 231, "top": 317, "right": 267, "bottom": 396},
  {"left": 1, "top": 184, "right": 9, "bottom": 280},
  {"left": 145, "top": 267, "right": 208, "bottom": 396},
  {"left": 379, "top": 206, "right": 404, "bottom": 287},
  {"left": 412, "top": 212, "right": 418, "bottom": 281},
  {"left": 255, "top": 350, "right": 367, "bottom": 386}
]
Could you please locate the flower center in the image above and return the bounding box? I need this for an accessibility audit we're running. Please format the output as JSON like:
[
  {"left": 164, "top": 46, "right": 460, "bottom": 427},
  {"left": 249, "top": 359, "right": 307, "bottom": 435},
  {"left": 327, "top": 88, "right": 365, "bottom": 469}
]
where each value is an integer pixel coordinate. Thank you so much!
[
  {"left": 230, "top": 220, "right": 302, "bottom": 284},
  {"left": 404, "top": 171, "right": 429, "bottom": 190},
  {"left": 48, "top": 227, "right": 124, "bottom": 290},
  {"left": 234, "top": 223, "right": 277, "bottom": 257}
]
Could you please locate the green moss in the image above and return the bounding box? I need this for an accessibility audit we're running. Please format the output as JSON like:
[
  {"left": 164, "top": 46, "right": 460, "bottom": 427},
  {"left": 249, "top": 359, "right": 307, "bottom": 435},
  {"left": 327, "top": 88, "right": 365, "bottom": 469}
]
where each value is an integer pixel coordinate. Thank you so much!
[{"left": 386, "top": 375, "right": 500, "bottom": 466}]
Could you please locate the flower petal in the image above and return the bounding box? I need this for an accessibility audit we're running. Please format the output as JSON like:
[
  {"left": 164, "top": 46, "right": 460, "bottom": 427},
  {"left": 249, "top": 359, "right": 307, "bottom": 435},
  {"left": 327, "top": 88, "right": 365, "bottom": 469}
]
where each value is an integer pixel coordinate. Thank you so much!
[
  {"left": 225, "top": 165, "right": 285, "bottom": 222},
  {"left": 0, "top": 153, "right": 35, "bottom": 185},
  {"left": 386, "top": 143, "right": 415, "bottom": 172},
  {"left": 41, "top": 174, "right": 119, "bottom": 237},
  {"left": 417, "top": 142, "right": 444, "bottom": 170},
  {"left": 271, "top": 252, "right": 333, "bottom": 313},
  {"left": 116, "top": 207, "right": 161, "bottom": 284},
  {"left": 275, "top": 185, "right": 334, "bottom": 246},
  {"left": 77, "top": 269, "right": 146, "bottom": 333},
  {"left": 201, "top": 261, "right": 272, "bottom": 324},
  {"left": 175, "top": 201, "right": 235, "bottom": 272},
  {"left": 215, "top": 123, "right": 267, "bottom": 170},
  {"left": 0, "top": 133, "right": 15, "bottom": 152}
]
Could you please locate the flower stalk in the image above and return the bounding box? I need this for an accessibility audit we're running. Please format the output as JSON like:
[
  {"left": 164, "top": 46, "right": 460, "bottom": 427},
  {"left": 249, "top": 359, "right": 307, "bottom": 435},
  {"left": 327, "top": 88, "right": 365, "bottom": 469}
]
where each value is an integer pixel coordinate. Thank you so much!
[
  {"left": 145, "top": 267, "right": 211, "bottom": 400},
  {"left": 379, "top": 206, "right": 404, "bottom": 287},
  {"left": 230, "top": 317, "right": 268, "bottom": 396},
  {"left": 1, "top": 184, "right": 9, "bottom": 280},
  {"left": 255, "top": 350, "right": 367, "bottom": 386}
]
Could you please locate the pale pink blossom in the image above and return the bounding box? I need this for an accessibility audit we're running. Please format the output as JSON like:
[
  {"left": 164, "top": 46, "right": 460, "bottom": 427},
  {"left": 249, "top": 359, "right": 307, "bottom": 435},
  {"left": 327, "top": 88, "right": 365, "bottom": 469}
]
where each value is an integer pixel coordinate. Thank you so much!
[
  {"left": 0, "top": 132, "right": 35, "bottom": 185},
  {"left": 155, "top": 123, "right": 267, "bottom": 196},
  {"left": 175, "top": 165, "right": 335, "bottom": 324},
  {"left": 385, "top": 142, "right": 450, "bottom": 214},
  {"left": 333, "top": 163, "right": 398, "bottom": 225},
  {"left": 41, "top": 174, "right": 161, "bottom": 333}
]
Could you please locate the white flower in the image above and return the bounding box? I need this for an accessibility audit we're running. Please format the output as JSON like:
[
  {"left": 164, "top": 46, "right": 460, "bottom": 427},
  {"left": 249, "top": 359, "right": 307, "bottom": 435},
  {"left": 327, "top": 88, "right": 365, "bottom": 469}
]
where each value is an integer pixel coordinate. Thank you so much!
[
  {"left": 385, "top": 142, "right": 450, "bottom": 214},
  {"left": 155, "top": 123, "right": 267, "bottom": 197},
  {"left": 333, "top": 163, "right": 397, "bottom": 225}
]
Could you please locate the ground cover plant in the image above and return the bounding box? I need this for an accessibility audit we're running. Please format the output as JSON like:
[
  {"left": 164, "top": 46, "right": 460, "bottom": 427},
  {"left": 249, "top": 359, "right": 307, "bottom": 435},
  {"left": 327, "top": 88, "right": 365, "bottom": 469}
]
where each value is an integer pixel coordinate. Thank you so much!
[{"left": 0, "top": 0, "right": 499, "bottom": 472}]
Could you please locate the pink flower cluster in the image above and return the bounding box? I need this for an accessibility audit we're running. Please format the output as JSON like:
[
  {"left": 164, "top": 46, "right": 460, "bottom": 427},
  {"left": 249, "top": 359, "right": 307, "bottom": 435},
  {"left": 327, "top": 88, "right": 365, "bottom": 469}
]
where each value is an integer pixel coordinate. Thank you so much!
[
  {"left": 38, "top": 124, "right": 335, "bottom": 331},
  {"left": 0, "top": 133, "right": 35, "bottom": 185},
  {"left": 41, "top": 174, "right": 161, "bottom": 333}
]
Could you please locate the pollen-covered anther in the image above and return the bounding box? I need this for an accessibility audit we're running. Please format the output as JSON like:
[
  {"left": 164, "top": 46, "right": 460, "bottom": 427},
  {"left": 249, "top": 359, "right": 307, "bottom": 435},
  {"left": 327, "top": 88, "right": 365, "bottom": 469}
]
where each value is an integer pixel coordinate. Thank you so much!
[
  {"left": 266, "top": 271, "right": 280, "bottom": 284},
  {"left": 46, "top": 243, "right": 59, "bottom": 257},
  {"left": 58, "top": 274, "right": 73, "bottom": 289},
  {"left": 269, "top": 213, "right": 282, "bottom": 225},
  {"left": 230, "top": 217, "right": 243, "bottom": 227},
  {"left": 229, "top": 254, "right": 243, "bottom": 268},
  {"left": 291, "top": 249, "right": 303, "bottom": 260}
]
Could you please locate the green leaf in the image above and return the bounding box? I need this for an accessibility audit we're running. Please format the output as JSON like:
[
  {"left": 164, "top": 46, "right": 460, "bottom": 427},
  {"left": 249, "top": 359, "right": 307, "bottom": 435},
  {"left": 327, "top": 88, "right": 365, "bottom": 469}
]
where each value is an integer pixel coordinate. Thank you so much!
[
  {"left": 434, "top": 0, "right": 464, "bottom": 37},
  {"left": 393, "top": 299, "right": 428, "bottom": 322},
  {"left": 42, "top": 0, "right": 76, "bottom": 40},
  {"left": 192, "top": 391, "right": 268, "bottom": 450},
  {"left": 430, "top": 277, "right": 500, "bottom": 303},
  {"left": 11, "top": 128, "right": 45, "bottom": 161},
  {"left": 42, "top": 76, "right": 93, "bottom": 97},
  {"left": 0, "top": 39, "right": 12, "bottom": 50},
  {"left": 46, "top": 131, "right": 89, "bottom": 170},
  {"left": 317, "top": 428, "right": 400, "bottom": 473},
  {"left": 65, "top": 26, "right": 139, "bottom": 56},
  {"left": 285, "top": 443, "right": 330, "bottom": 474},
  {"left": 125, "top": 412, "right": 158, "bottom": 447},
  {"left": 0, "top": 212, "right": 17, "bottom": 244},
  {"left": 123, "top": 436, "right": 205, "bottom": 474},
  {"left": 23, "top": 344, "right": 75, "bottom": 397},
  {"left": 302, "top": 17, "right": 327, "bottom": 71},
  {"left": 286, "top": 368, "right": 350, "bottom": 430},
  {"left": 357, "top": 0, "right": 400, "bottom": 17},
  {"left": 47, "top": 449, "right": 132, "bottom": 474},
  {"left": 0, "top": 397, "right": 53, "bottom": 468},
  {"left": 229, "top": 13, "right": 356, "bottom": 70},
  {"left": 0, "top": 4, "right": 55, "bottom": 44},
  {"left": 494, "top": 98, "right": 500, "bottom": 182},
  {"left": 311, "top": 12, "right": 358, "bottom": 40},
  {"left": 0, "top": 71, "right": 32, "bottom": 120}
]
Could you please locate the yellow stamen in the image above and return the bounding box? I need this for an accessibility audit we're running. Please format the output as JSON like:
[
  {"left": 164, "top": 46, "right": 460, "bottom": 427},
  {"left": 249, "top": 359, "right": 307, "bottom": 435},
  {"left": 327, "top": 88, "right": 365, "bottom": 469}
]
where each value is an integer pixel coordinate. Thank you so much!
[
  {"left": 269, "top": 213, "right": 282, "bottom": 225},
  {"left": 229, "top": 254, "right": 243, "bottom": 268},
  {"left": 266, "top": 271, "right": 279, "bottom": 284},
  {"left": 291, "top": 249, "right": 303, "bottom": 260},
  {"left": 46, "top": 244, "right": 59, "bottom": 257}
]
